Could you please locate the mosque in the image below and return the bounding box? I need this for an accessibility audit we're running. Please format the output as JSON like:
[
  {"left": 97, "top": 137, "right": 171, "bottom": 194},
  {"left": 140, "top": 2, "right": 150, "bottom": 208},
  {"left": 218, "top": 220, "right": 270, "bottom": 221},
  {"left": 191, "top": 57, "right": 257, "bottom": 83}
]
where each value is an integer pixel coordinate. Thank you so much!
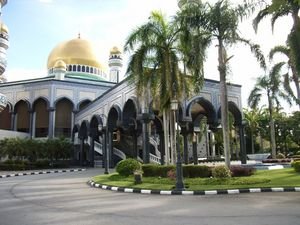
[{"left": 0, "top": 0, "right": 247, "bottom": 167}]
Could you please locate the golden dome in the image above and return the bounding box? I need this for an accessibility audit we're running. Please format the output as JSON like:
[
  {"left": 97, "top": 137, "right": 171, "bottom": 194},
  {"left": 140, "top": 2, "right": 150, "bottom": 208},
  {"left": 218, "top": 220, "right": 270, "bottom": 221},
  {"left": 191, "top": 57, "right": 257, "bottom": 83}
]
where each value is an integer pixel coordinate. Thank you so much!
[
  {"left": 0, "top": 22, "right": 8, "bottom": 34},
  {"left": 53, "top": 60, "right": 66, "bottom": 69},
  {"left": 47, "top": 38, "right": 103, "bottom": 70},
  {"left": 110, "top": 46, "right": 121, "bottom": 55}
]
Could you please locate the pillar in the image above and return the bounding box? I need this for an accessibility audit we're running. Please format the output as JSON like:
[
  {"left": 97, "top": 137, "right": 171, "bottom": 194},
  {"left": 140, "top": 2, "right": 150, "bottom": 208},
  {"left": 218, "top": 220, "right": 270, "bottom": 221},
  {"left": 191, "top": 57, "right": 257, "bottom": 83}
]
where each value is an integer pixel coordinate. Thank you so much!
[
  {"left": 108, "top": 130, "right": 113, "bottom": 168},
  {"left": 137, "top": 113, "right": 154, "bottom": 164},
  {"left": 211, "top": 132, "right": 216, "bottom": 157},
  {"left": 89, "top": 135, "right": 95, "bottom": 167},
  {"left": 239, "top": 124, "right": 247, "bottom": 164},
  {"left": 80, "top": 137, "right": 84, "bottom": 166},
  {"left": 181, "top": 127, "right": 189, "bottom": 165},
  {"left": 192, "top": 133, "right": 198, "bottom": 165},
  {"left": 48, "top": 107, "right": 55, "bottom": 139},
  {"left": 10, "top": 112, "right": 16, "bottom": 131},
  {"left": 159, "top": 132, "right": 165, "bottom": 165}
]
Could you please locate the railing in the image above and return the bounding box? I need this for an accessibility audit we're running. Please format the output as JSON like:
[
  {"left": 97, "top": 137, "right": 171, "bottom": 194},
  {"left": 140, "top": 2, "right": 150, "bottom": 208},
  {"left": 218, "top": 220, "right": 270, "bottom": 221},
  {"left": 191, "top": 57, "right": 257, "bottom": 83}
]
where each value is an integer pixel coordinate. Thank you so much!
[
  {"left": 149, "top": 137, "right": 161, "bottom": 157},
  {"left": 150, "top": 153, "right": 161, "bottom": 164},
  {"left": 94, "top": 141, "right": 103, "bottom": 155},
  {"left": 113, "top": 147, "right": 126, "bottom": 160}
]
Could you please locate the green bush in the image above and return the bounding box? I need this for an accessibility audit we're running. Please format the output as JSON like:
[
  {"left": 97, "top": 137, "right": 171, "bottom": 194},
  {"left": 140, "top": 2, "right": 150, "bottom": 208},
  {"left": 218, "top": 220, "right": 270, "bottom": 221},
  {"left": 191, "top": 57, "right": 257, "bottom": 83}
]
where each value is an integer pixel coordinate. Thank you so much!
[
  {"left": 276, "top": 153, "right": 285, "bottom": 159},
  {"left": 142, "top": 164, "right": 175, "bottom": 177},
  {"left": 293, "top": 161, "right": 300, "bottom": 172},
  {"left": 116, "top": 158, "right": 141, "bottom": 177},
  {"left": 183, "top": 165, "right": 211, "bottom": 178},
  {"left": 212, "top": 165, "right": 231, "bottom": 178}
]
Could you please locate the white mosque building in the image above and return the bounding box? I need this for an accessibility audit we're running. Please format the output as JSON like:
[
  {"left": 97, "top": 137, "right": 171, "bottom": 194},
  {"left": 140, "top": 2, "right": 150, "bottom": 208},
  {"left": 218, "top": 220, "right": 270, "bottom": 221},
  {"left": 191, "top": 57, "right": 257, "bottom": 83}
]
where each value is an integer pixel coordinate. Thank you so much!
[{"left": 0, "top": 0, "right": 247, "bottom": 167}]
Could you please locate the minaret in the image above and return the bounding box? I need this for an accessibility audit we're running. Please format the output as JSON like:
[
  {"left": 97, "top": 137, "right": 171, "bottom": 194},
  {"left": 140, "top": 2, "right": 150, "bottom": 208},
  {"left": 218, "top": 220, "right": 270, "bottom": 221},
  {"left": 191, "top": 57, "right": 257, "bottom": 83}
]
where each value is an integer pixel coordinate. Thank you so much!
[
  {"left": 108, "top": 46, "right": 122, "bottom": 83},
  {"left": 53, "top": 60, "right": 66, "bottom": 80},
  {"left": 0, "top": 0, "right": 8, "bottom": 113},
  {"left": 0, "top": 0, "right": 8, "bottom": 83}
]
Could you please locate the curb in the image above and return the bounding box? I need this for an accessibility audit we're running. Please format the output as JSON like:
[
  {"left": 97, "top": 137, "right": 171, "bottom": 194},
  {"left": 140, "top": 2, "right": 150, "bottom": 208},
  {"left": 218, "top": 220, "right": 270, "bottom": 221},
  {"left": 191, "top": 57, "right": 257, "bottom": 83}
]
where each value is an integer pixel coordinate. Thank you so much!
[
  {"left": 87, "top": 180, "right": 300, "bottom": 195},
  {"left": 0, "top": 168, "right": 86, "bottom": 179}
]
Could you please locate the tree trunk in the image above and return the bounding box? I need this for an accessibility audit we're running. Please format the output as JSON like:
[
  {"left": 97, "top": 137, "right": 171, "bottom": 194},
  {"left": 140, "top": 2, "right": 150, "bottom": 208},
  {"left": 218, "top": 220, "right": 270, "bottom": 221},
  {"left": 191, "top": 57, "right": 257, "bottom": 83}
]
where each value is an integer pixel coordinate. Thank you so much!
[
  {"left": 218, "top": 40, "right": 231, "bottom": 168},
  {"left": 170, "top": 110, "right": 176, "bottom": 164},
  {"left": 268, "top": 94, "right": 276, "bottom": 159},
  {"left": 251, "top": 131, "right": 255, "bottom": 154},
  {"left": 163, "top": 109, "right": 170, "bottom": 165}
]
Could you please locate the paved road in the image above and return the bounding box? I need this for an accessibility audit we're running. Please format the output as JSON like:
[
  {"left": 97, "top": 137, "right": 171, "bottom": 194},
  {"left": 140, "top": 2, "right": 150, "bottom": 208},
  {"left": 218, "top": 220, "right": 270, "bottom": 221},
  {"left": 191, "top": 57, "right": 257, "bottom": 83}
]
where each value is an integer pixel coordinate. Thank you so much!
[{"left": 0, "top": 168, "right": 299, "bottom": 225}]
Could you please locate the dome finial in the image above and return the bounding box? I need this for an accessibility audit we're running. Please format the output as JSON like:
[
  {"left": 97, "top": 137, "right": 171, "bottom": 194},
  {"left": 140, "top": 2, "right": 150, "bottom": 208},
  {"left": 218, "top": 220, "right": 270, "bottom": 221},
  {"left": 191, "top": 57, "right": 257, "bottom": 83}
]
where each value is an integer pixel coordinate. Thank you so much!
[{"left": 78, "top": 32, "right": 81, "bottom": 39}]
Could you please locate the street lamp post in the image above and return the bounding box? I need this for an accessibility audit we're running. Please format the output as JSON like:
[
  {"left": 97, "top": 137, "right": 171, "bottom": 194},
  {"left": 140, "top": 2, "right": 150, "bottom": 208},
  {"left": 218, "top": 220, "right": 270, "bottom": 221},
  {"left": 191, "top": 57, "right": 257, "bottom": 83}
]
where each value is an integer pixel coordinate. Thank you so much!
[
  {"left": 170, "top": 99, "right": 185, "bottom": 191},
  {"left": 99, "top": 114, "right": 109, "bottom": 174}
]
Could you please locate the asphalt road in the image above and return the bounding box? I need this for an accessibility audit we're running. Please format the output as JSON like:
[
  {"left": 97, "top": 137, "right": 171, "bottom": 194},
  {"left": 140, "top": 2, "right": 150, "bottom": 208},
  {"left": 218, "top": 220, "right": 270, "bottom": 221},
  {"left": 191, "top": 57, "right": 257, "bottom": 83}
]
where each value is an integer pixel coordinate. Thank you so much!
[{"left": 0, "top": 168, "right": 299, "bottom": 225}]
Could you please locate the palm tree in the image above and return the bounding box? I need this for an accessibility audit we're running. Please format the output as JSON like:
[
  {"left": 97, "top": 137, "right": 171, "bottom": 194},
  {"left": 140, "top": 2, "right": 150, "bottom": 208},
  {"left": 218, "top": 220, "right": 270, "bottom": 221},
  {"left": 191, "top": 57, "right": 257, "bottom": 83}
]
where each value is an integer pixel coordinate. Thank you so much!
[
  {"left": 248, "top": 62, "right": 289, "bottom": 158},
  {"left": 124, "top": 11, "right": 203, "bottom": 164},
  {"left": 269, "top": 45, "right": 300, "bottom": 108},
  {"left": 180, "top": 0, "right": 266, "bottom": 167},
  {"left": 244, "top": 107, "right": 265, "bottom": 154},
  {"left": 254, "top": 0, "right": 300, "bottom": 99}
]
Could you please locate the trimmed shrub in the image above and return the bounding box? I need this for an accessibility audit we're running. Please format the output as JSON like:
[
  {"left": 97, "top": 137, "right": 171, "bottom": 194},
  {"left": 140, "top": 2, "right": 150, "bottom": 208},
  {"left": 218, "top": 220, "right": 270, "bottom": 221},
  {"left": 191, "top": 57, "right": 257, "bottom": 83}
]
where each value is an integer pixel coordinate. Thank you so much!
[
  {"left": 230, "top": 166, "right": 255, "bottom": 177},
  {"left": 262, "top": 159, "right": 291, "bottom": 163},
  {"left": 276, "top": 153, "right": 285, "bottom": 159},
  {"left": 212, "top": 165, "right": 231, "bottom": 178},
  {"left": 142, "top": 164, "right": 175, "bottom": 177},
  {"left": 167, "top": 169, "right": 176, "bottom": 180},
  {"left": 183, "top": 165, "right": 211, "bottom": 178},
  {"left": 293, "top": 161, "right": 300, "bottom": 172},
  {"left": 116, "top": 158, "right": 141, "bottom": 177}
]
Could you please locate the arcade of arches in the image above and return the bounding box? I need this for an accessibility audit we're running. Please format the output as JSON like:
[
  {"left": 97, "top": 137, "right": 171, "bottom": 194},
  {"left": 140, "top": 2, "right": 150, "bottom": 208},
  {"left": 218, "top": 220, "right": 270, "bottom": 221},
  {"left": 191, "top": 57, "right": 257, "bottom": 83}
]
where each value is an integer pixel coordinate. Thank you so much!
[
  {"left": 0, "top": 97, "right": 91, "bottom": 139},
  {"left": 72, "top": 97, "right": 247, "bottom": 167}
]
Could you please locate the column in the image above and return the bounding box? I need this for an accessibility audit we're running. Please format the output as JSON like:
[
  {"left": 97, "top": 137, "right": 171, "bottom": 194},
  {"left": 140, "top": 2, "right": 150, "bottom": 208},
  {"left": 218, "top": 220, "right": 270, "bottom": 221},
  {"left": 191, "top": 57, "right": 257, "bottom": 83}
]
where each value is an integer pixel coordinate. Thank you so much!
[
  {"left": 181, "top": 127, "right": 189, "bottom": 165},
  {"left": 10, "top": 112, "right": 16, "bottom": 131},
  {"left": 103, "top": 129, "right": 108, "bottom": 170},
  {"left": 108, "top": 130, "right": 113, "bottom": 168},
  {"left": 137, "top": 113, "right": 153, "bottom": 164},
  {"left": 30, "top": 110, "right": 35, "bottom": 138},
  {"left": 80, "top": 137, "right": 84, "bottom": 166},
  {"left": 239, "top": 124, "right": 247, "bottom": 164},
  {"left": 48, "top": 107, "right": 55, "bottom": 139},
  {"left": 89, "top": 135, "right": 95, "bottom": 167},
  {"left": 192, "top": 133, "right": 198, "bottom": 165},
  {"left": 159, "top": 132, "right": 165, "bottom": 165},
  {"left": 211, "top": 132, "right": 216, "bottom": 157}
]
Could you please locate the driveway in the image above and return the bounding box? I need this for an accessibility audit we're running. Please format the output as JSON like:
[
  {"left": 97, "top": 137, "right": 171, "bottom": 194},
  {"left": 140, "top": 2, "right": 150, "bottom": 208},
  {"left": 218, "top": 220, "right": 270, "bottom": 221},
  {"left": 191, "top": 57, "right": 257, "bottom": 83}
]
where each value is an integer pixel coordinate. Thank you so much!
[{"left": 0, "top": 168, "right": 299, "bottom": 225}]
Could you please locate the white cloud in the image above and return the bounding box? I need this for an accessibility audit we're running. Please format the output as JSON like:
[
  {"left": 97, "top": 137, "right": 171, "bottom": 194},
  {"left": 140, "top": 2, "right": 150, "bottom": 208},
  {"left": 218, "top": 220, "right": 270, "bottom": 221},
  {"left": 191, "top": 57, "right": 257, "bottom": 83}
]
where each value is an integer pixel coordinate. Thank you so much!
[
  {"left": 39, "top": 0, "right": 53, "bottom": 3},
  {"left": 5, "top": 68, "right": 47, "bottom": 82}
]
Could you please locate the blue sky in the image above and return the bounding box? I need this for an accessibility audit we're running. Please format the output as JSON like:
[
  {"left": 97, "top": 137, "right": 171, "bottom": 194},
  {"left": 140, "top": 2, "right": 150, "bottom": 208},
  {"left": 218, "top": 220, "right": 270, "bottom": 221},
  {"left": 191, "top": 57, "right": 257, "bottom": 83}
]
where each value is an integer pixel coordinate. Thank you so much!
[{"left": 1, "top": 0, "right": 297, "bottom": 112}]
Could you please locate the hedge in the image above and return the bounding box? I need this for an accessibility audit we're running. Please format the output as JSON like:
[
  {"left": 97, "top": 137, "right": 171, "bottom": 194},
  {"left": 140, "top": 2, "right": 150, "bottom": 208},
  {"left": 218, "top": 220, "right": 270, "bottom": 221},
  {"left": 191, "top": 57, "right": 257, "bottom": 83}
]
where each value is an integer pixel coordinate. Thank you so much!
[{"left": 142, "top": 164, "right": 211, "bottom": 178}]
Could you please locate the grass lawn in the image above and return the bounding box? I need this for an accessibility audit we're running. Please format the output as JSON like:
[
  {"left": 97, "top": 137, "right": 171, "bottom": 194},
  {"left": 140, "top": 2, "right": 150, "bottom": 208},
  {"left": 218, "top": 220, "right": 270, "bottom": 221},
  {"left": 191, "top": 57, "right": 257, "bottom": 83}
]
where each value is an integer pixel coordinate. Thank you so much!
[{"left": 91, "top": 168, "right": 300, "bottom": 191}]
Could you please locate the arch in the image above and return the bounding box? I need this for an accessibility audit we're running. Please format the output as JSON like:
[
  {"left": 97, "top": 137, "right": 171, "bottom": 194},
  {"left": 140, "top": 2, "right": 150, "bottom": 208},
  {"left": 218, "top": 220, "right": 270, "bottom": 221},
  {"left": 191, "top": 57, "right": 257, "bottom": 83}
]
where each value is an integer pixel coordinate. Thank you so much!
[
  {"left": 107, "top": 104, "right": 122, "bottom": 131},
  {"left": 122, "top": 98, "right": 138, "bottom": 130},
  {"left": 15, "top": 100, "right": 30, "bottom": 133},
  {"left": 33, "top": 98, "right": 49, "bottom": 137},
  {"left": 82, "top": 66, "right": 85, "bottom": 72},
  {"left": 86, "top": 66, "right": 90, "bottom": 73},
  {"left": 77, "top": 65, "right": 81, "bottom": 72},
  {"left": 90, "top": 114, "right": 104, "bottom": 138},
  {"left": 78, "top": 99, "right": 92, "bottom": 111},
  {"left": 68, "top": 65, "right": 72, "bottom": 72},
  {"left": 32, "top": 97, "right": 50, "bottom": 109},
  {"left": 186, "top": 96, "right": 217, "bottom": 125},
  {"left": 217, "top": 101, "right": 242, "bottom": 126},
  {"left": 71, "top": 124, "right": 80, "bottom": 142},
  {"left": 79, "top": 120, "right": 90, "bottom": 139},
  {"left": 54, "top": 98, "right": 73, "bottom": 137},
  {"left": 72, "top": 65, "right": 76, "bottom": 72},
  {"left": 0, "top": 104, "right": 11, "bottom": 130}
]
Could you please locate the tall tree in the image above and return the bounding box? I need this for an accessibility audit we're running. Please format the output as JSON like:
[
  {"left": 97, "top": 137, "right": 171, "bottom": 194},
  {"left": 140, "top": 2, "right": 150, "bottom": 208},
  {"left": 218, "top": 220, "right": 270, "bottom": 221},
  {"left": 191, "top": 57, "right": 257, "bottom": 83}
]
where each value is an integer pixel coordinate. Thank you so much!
[
  {"left": 254, "top": 0, "right": 300, "bottom": 105},
  {"left": 124, "top": 11, "right": 203, "bottom": 164},
  {"left": 269, "top": 45, "right": 300, "bottom": 108},
  {"left": 248, "top": 62, "right": 289, "bottom": 158},
  {"left": 244, "top": 108, "right": 263, "bottom": 154},
  {"left": 181, "top": 0, "right": 266, "bottom": 167}
]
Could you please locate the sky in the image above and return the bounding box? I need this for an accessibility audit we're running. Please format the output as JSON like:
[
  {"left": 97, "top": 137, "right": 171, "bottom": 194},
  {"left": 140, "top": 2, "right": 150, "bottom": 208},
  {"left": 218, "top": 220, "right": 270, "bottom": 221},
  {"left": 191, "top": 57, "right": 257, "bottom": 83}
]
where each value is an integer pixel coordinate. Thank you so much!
[{"left": 1, "top": 0, "right": 298, "bottom": 112}]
